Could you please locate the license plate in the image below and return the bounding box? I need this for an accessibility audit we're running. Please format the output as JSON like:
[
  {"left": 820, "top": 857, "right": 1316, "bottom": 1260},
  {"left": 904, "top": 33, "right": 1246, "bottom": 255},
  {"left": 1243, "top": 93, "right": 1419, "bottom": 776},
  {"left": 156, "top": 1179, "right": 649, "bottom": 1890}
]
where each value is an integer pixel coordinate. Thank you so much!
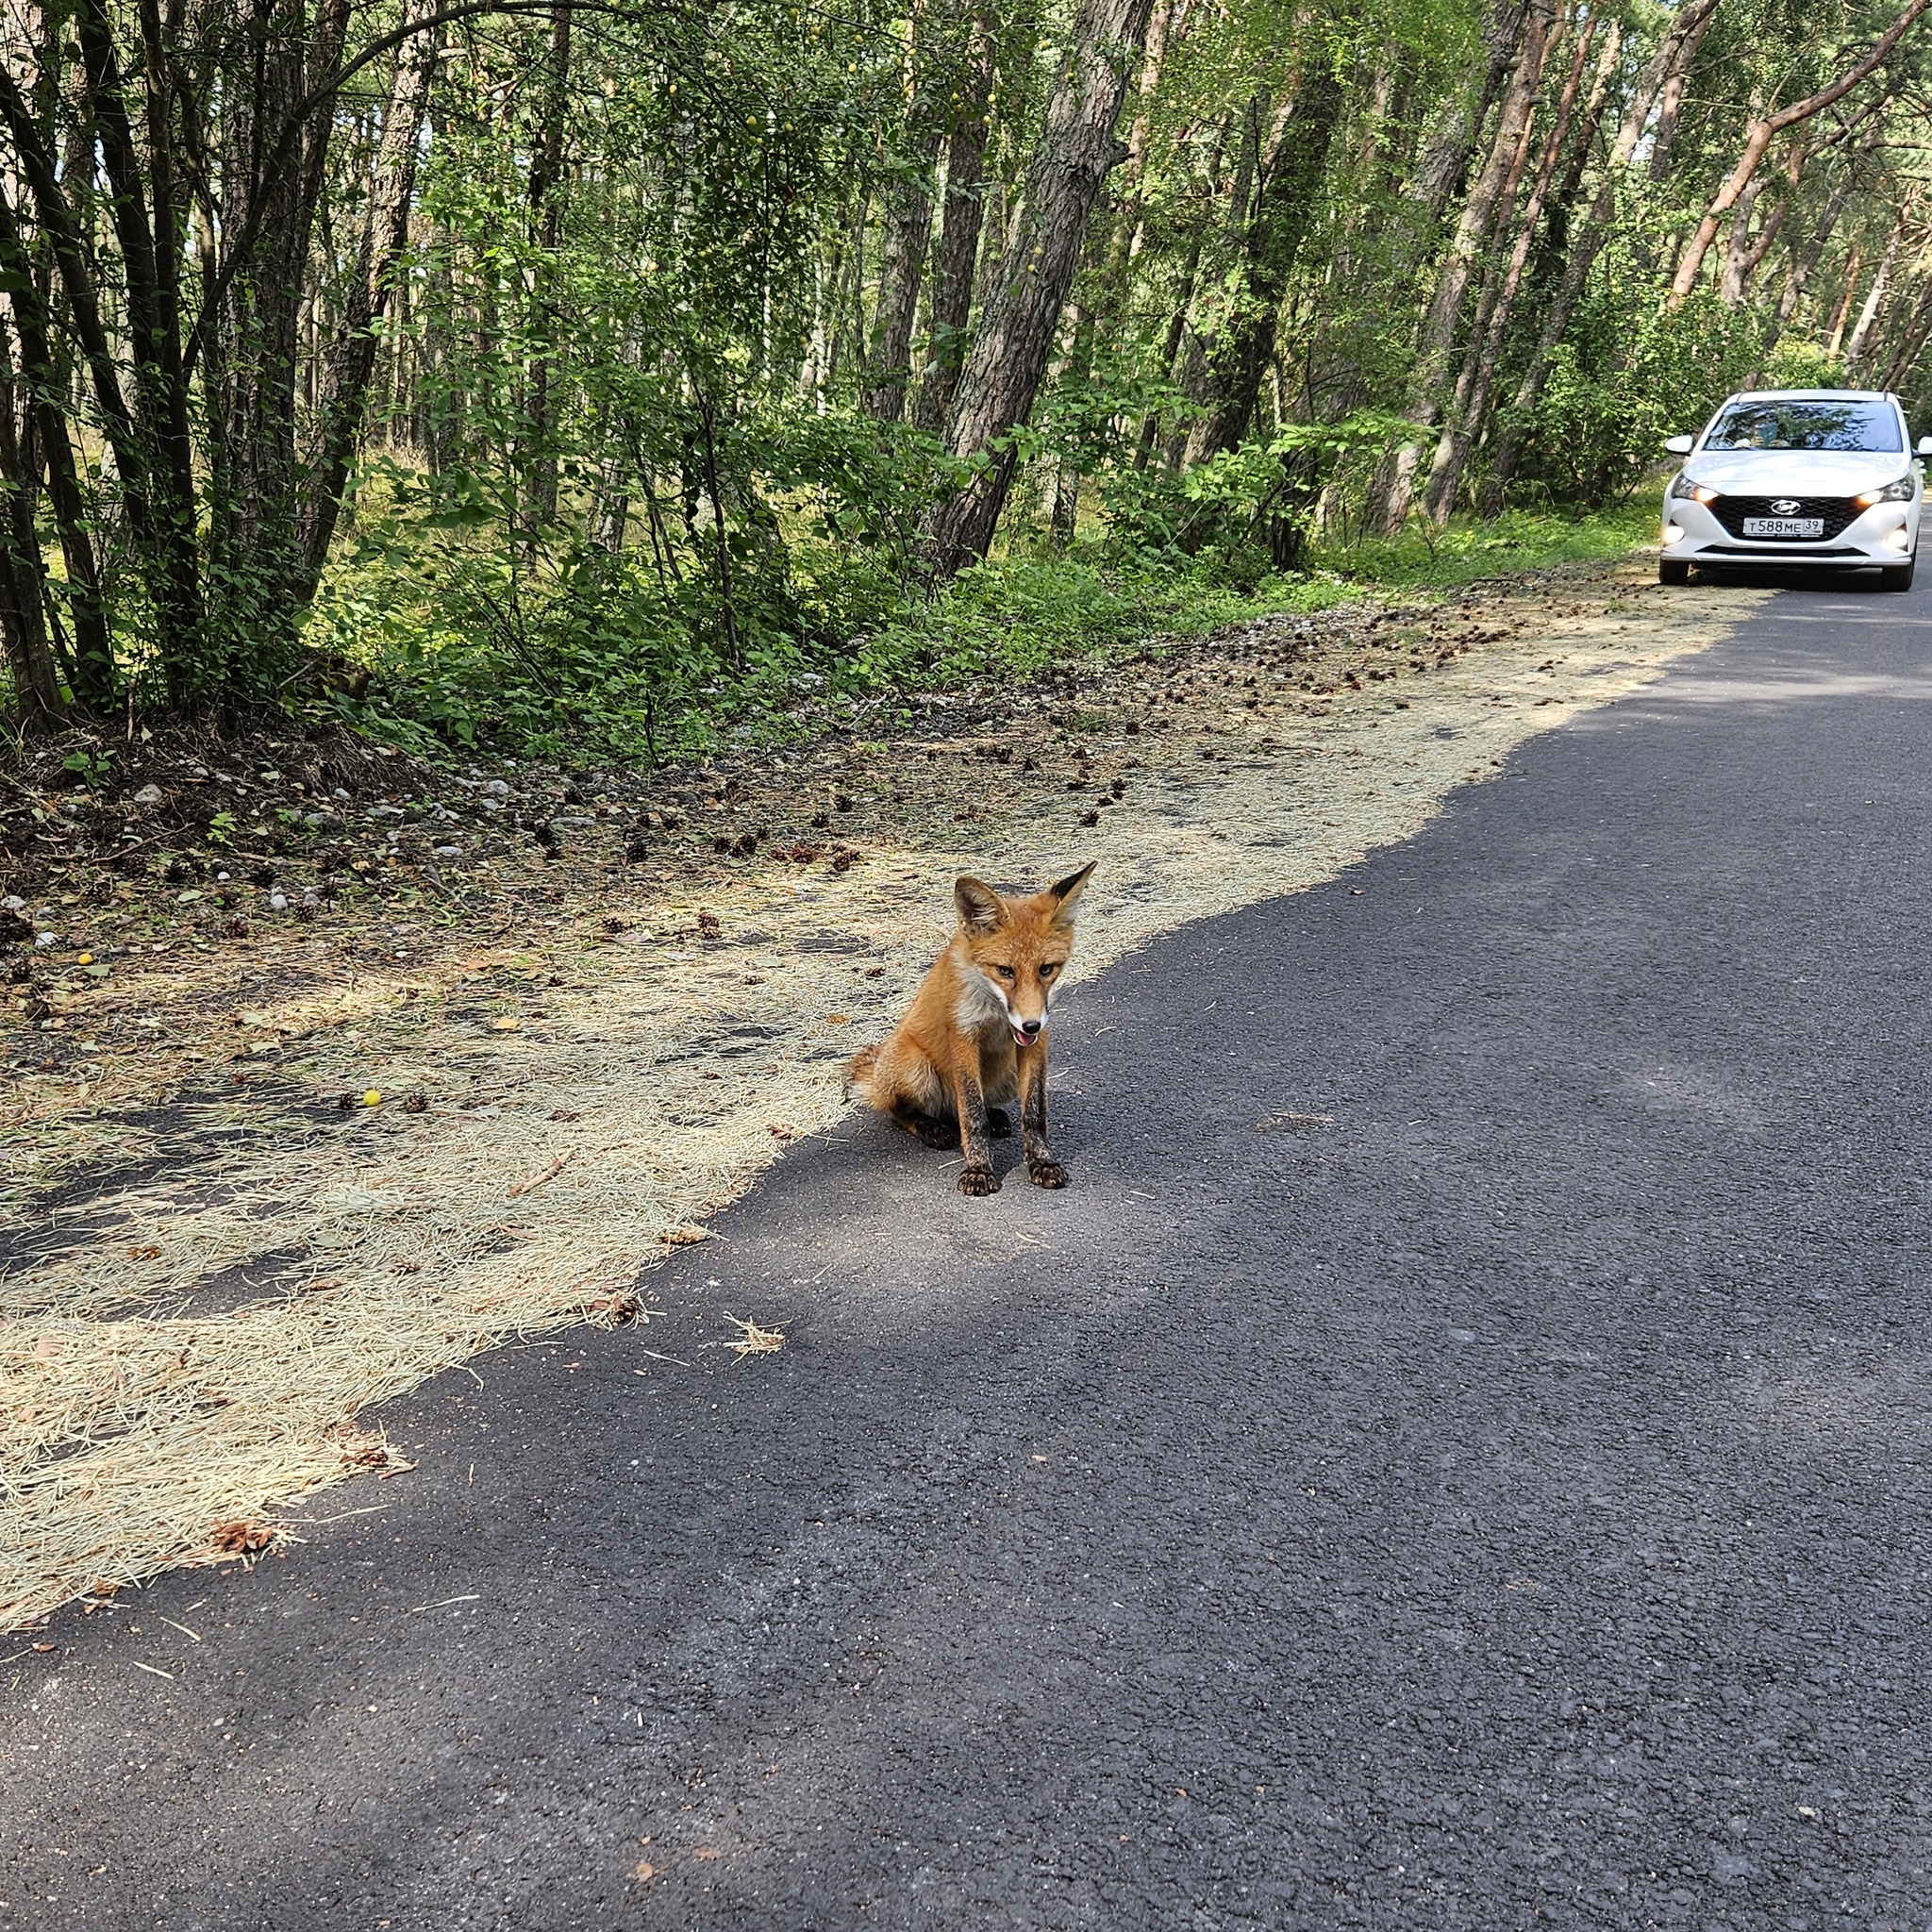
[{"left": 1741, "top": 516, "right": 1824, "bottom": 538}]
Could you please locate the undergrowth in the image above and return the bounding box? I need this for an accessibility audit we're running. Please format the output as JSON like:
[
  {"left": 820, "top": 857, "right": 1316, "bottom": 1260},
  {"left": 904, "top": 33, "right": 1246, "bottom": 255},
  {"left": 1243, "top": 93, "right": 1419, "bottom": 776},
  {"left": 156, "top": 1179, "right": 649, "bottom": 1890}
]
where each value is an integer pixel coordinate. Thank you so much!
[
  {"left": 303, "top": 488, "right": 1657, "bottom": 771},
  {"left": 5, "top": 488, "right": 1659, "bottom": 774}
]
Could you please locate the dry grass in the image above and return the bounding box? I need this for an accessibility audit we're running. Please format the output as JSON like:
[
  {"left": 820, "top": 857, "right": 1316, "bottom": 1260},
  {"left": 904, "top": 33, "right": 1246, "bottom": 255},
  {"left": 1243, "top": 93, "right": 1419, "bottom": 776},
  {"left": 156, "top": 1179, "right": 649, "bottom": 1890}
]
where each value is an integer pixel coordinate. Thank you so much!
[
  {"left": 724, "top": 1316, "right": 787, "bottom": 1359},
  {"left": 0, "top": 560, "right": 1766, "bottom": 1630}
]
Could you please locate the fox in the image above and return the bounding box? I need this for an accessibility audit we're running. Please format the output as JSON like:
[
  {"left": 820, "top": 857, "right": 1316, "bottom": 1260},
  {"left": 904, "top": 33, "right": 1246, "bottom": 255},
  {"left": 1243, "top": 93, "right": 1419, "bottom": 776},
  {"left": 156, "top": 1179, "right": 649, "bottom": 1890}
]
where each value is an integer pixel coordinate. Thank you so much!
[{"left": 846, "top": 862, "right": 1096, "bottom": 1196}]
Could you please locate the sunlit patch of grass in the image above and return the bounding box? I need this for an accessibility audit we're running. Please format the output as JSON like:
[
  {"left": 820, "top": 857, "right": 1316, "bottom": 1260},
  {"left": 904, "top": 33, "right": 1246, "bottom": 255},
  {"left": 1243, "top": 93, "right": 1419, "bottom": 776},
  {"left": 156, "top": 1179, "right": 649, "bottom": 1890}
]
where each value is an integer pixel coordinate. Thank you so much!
[{"left": 1310, "top": 495, "right": 1662, "bottom": 591}]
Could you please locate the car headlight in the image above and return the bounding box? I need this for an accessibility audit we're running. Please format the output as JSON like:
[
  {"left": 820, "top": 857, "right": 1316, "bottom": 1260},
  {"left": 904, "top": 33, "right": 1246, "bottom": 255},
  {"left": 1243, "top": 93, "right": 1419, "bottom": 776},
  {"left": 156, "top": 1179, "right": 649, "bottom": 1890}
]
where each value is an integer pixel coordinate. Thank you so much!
[
  {"left": 1854, "top": 474, "right": 1917, "bottom": 507},
  {"left": 1668, "top": 473, "right": 1720, "bottom": 504}
]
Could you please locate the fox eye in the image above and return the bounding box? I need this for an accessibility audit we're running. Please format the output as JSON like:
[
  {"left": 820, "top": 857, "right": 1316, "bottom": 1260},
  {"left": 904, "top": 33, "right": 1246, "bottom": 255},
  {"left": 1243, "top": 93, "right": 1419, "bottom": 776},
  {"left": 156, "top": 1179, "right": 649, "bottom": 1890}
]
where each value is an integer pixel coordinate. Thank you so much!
[
  {"left": 1041, "top": 962, "right": 1058, "bottom": 978},
  {"left": 993, "top": 964, "right": 1016, "bottom": 980}
]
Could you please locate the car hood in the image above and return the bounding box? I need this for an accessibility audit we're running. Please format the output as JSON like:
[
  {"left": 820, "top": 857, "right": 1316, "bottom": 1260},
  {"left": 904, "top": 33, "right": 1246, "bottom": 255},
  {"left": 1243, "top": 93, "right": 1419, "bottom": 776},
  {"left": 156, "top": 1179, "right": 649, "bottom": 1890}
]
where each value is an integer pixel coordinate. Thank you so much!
[{"left": 1685, "top": 449, "right": 1912, "bottom": 494}]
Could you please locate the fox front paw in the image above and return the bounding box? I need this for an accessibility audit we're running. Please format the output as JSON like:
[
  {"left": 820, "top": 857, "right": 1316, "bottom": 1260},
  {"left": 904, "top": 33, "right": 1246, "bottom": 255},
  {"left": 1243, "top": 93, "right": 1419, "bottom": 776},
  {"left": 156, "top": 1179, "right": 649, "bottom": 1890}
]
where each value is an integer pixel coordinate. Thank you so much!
[
  {"left": 1027, "top": 1158, "right": 1068, "bottom": 1190},
  {"left": 958, "top": 1164, "right": 1000, "bottom": 1196}
]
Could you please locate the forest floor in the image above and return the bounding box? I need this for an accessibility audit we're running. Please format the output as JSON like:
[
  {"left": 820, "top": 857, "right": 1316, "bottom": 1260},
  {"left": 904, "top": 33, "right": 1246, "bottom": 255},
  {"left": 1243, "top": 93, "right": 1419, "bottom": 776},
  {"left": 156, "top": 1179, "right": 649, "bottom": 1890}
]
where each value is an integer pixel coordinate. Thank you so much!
[{"left": 0, "top": 556, "right": 1765, "bottom": 1631}]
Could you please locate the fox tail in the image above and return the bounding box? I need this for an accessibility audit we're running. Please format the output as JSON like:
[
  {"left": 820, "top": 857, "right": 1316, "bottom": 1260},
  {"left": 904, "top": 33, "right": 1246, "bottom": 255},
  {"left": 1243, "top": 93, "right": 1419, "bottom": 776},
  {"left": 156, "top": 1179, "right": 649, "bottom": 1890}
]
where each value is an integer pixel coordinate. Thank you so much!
[{"left": 842, "top": 1043, "right": 878, "bottom": 1103}]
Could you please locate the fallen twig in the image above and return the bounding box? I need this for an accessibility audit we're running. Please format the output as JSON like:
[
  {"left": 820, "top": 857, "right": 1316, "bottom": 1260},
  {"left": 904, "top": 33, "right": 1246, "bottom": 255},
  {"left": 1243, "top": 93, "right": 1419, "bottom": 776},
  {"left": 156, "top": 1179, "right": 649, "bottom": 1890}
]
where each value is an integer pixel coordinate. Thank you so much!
[{"left": 508, "top": 1152, "right": 575, "bottom": 1198}]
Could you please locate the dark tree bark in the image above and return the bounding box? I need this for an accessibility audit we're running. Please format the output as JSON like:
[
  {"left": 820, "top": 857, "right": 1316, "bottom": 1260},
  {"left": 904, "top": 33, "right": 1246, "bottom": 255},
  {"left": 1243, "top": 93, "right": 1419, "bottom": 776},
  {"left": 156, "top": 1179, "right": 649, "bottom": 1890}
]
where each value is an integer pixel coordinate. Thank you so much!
[
  {"left": 0, "top": 327, "right": 63, "bottom": 725},
  {"left": 864, "top": 137, "right": 941, "bottom": 422},
  {"left": 0, "top": 12, "right": 205, "bottom": 696},
  {"left": 866, "top": 2, "right": 969, "bottom": 424},
  {"left": 208, "top": 0, "right": 351, "bottom": 666},
  {"left": 0, "top": 178, "right": 114, "bottom": 707},
  {"left": 296, "top": 0, "right": 441, "bottom": 601},
  {"left": 926, "top": 0, "right": 1157, "bottom": 575},
  {"left": 523, "top": 1, "right": 573, "bottom": 523},
  {"left": 911, "top": 7, "right": 995, "bottom": 436},
  {"left": 1187, "top": 48, "right": 1348, "bottom": 461},
  {"left": 1407, "top": 0, "right": 1530, "bottom": 223}
]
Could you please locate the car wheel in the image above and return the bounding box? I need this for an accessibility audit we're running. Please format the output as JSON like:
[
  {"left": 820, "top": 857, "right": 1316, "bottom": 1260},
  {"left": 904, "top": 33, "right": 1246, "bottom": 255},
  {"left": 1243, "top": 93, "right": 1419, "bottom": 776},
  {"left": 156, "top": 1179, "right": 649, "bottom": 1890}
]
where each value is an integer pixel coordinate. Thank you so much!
[
  {"left": 1658, "top": 559, "right": 1690, "bottom": 585},
  {"left": 1880, "top": 558, "right": 1916, "bottom": 591}
]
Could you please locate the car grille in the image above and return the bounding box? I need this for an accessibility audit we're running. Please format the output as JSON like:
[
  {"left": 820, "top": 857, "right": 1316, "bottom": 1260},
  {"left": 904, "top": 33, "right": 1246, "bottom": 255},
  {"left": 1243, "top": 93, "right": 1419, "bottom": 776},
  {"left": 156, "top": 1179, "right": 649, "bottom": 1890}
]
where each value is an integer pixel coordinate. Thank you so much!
[{"left": 1709, "top": 494, "right": 1860, "bottom": 541}]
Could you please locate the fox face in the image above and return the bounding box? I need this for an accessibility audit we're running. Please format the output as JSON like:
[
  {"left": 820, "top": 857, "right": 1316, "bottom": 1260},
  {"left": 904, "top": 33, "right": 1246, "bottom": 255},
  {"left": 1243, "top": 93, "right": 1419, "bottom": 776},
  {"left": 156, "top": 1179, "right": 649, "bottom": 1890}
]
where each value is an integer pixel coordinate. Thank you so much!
[{"left": 953, "top": 863, "right": 1095, "bottom": 1047}]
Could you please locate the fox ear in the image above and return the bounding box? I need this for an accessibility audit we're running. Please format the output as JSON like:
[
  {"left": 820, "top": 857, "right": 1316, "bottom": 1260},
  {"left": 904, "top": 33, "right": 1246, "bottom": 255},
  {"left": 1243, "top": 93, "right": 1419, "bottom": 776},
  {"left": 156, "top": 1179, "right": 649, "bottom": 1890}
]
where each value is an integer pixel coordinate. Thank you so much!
[
  {"left": 1046, "top": 860, "right": 1096, "bottom": 927},
  {"left": 955, "top": 875, "right": 1008, "bottom": 933}
]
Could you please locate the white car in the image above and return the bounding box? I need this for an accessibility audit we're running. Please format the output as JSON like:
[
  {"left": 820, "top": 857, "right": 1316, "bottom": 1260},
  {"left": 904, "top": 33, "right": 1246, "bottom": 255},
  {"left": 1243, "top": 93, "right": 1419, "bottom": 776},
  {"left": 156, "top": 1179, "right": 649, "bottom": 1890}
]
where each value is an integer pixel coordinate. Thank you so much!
[{"left": 1658, "top": 389, "right": 1927, "bottom": 590}]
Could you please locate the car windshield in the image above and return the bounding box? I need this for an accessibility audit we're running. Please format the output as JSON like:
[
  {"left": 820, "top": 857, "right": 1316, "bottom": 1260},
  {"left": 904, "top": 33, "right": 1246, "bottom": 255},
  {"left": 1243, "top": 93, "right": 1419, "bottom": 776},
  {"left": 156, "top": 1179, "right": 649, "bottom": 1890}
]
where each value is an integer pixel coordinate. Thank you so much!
[{"left": 1703, "top": 399, "right": 1901, "bottom": 453}]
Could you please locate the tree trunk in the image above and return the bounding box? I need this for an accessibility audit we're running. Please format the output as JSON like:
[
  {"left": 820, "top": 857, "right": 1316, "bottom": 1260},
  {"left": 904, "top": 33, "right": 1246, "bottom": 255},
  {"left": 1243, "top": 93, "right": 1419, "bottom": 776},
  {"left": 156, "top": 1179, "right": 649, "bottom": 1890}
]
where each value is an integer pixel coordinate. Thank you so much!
[
  {"left": 1408, "top": 0, "right": 1530, "bottom": 223},
  {"left": 864, "top": 143, "right": 940, "bottom": 422},
  {"left": 1174, "top": 91, "right": 1266, "bottom": 460},
  {"left": 0, "top": 10, "right": 204, "bottom": 698},
  {"left": 1046, "top": 301, "right": 1097, "bottom": 550},
  {"left": 1374, "top": 0, "right": 1554, "bottom": 535},
  {"left": 1668, "top": 0, "right": 1930, "bottom": 307},
  {"left": 296, "top": 0, "right": 441, "bottom": 603},
  {"left": 1188, "top": 44, "right": 1347, "bottom": 460},
  {"left": 912, "top": 7, "right": 998, "bottom": 432},
  {"left": 1537, "top": 18, "right": 1618, "bottom": 252},
  {"left": 1718, "top": 170, "right": 1769, "bottom": 304},
  {"left": 1720, "top": 135, "right": 1806, "bottom": 305},
  {"left": 1844, "top": 192, "right": 1916, "bottom": 368},
  {"left": 208, "top": 0, "right": 350, "bottom": 674},
  {"left": 0, "top": 177, "right": 114, "bottom": 706},
  {"left": 591, "top": 441, "right": 630, "bottom": 554},
  {"left": 523, "top": 2, "right": 573, "bottom": 523},
  {"left": 1118, "top": 0, "right": 1187, "bottom": 266},
  {"left": 1877, "top": 277, "right": 1932, "bottom": 388},
  {"left": 1768, "top": 174, "right": 1857, "bottom": 346},
  {"left": 925, "top": 0, "right": 1155, "bottom": 575},
  {"left": 1825, "top": 249, "right": 1864, "bottom": 358},
  {"left": 866, "top": 4, "right": 962, "bottom": 424},
  {"left": 1475, "top": 0, "right": 1719, "bottom": 516},
  {"left": 1422, "top": 10, "right": 1593, "bottom": 524},
  {"left": 0, "top": 326, "right": 63, "bottom": 725}
]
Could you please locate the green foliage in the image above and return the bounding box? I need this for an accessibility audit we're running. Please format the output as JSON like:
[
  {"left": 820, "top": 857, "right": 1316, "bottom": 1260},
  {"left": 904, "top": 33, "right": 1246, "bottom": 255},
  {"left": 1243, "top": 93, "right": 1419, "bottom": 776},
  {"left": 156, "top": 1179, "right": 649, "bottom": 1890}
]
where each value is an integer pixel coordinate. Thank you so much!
[
  {"left": 1503, "top": 292, "right": 1772, "bottom": 510},
  {"left": 310, "top": 410, "right": 965, "bottom": 763},
  {"left": 7, "top": 0, "right": 1925, "bottom": 742},
  {"left": 308, "top": 481, "right": 1660, "bottom": 768},
  {"left": 58, "top": 747, "right": 116, "bottom": 787},
  {"left": 1762, "top": 339, "right": 1844, "bottom": 391},
  {"left": 1102, "top": 412, "right": 1424, "bottom": 576},
  {"left": 1309, "top": 498, "right": 1663, "bottom": 589}
]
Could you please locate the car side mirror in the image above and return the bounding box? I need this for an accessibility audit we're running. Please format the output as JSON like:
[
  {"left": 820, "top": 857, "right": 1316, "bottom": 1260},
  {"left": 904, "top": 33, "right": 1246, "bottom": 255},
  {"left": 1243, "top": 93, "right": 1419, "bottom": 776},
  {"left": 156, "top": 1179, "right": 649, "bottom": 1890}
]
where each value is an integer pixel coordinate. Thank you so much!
[
  {"left": 1919, "top": 435, "right": 1932, "bottom": 458},
  {"left": 1663, "top": 434, "right": 1694, "bottom": 456}
]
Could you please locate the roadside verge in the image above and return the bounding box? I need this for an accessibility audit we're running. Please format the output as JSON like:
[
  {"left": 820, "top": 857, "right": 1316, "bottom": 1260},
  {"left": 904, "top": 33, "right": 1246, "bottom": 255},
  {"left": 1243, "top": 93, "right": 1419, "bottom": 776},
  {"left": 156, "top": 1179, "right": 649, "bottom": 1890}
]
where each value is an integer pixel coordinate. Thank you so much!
[{"left": 0, "top": 561, "right": 1765, "bottom": 1629}]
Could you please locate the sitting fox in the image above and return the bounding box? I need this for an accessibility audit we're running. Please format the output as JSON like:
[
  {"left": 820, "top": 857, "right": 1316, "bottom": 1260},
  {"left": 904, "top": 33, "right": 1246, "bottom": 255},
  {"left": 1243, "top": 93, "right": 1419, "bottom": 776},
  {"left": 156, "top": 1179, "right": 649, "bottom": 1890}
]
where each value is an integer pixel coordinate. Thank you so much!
[{"left": 847, "top": 862, "right": 1095, "bottom": 1195}]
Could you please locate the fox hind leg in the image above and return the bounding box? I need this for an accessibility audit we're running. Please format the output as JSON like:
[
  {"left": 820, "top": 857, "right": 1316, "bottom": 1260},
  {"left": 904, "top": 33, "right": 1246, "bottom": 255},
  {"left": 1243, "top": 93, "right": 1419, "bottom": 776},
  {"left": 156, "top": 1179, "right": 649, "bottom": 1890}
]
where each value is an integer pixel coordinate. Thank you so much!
[
  {"left": 893, "top": 1104, "right": 958, "bottom": 1150},
  {"left": 865, "top": 1038, "right": 958, "bottom": 1150}
]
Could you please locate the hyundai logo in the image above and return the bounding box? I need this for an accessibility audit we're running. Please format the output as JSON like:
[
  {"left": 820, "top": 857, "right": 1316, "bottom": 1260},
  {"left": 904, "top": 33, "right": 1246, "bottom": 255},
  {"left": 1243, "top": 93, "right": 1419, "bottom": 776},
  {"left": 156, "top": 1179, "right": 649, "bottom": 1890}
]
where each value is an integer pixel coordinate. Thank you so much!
[{"left": 1771, "top": 498, "right": 1801, "bottom": 515}]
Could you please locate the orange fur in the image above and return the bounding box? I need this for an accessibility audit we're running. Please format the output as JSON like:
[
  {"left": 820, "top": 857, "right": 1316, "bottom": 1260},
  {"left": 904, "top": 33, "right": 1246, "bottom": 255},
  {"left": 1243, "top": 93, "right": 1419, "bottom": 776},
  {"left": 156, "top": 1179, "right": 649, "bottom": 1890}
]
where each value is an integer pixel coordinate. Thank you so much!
[{"left": 847, "top": 863, "right": 1095, "bottom": 1195}]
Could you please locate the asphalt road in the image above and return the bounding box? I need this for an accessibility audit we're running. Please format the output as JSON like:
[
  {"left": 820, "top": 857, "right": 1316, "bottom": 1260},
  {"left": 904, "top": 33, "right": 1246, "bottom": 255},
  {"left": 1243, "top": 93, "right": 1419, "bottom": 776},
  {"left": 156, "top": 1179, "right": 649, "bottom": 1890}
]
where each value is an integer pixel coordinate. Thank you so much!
[{"left": 8, "top": 563, "right": 1932, "bottom": 1931}]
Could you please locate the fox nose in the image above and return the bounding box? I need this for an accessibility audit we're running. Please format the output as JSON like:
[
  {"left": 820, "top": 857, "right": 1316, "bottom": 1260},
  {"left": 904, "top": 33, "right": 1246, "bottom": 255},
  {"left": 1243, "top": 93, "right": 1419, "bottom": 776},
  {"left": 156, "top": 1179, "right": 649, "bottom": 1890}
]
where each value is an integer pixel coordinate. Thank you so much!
[{"left": 1018, "top": 1018, "right": 1043, "bottom": 1039}]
